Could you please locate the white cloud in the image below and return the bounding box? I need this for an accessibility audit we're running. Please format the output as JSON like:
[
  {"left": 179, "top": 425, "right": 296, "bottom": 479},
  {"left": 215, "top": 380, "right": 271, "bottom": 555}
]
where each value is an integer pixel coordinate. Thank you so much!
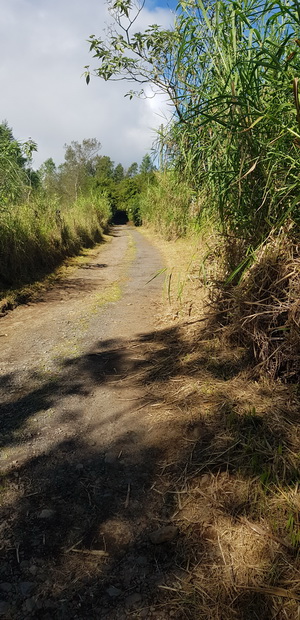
[{"left": 0, "top": 0, "right": 174, "bottom": 169}]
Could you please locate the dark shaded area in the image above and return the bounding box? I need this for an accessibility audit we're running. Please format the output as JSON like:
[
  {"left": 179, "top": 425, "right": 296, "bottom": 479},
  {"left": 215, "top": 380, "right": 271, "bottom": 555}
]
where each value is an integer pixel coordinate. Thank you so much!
[
  {"left": 0, "top": 233, "right": 107, "bottom": 318},
  {"left": 112, "top": 210, "right": 129, "bottom": 225},
  {"left": 0, "top": 229, "right": 104, "bottom": 291},
  {"left": 211, "top": 239, "right": 300, "bottom": 383},
  {"left": 0, "top": 321, "right": 298, "bottom": 619},
  {"left": 0, "top": 224, "right": 132, "bottom": 314}
]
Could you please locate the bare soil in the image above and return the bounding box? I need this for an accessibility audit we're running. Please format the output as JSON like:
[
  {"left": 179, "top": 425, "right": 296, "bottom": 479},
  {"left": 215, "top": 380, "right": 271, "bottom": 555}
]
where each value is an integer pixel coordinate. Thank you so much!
[{"left": 0, "top": 225, "right": 300, "bottom": 620}]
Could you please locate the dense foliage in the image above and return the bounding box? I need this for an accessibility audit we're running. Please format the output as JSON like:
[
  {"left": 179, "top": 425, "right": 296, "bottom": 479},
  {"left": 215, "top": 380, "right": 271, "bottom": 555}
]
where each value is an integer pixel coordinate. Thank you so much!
[
  {"left": 86, "top": 0, "right": 300, "bottom": 380},
  {"left": 0, "top": 121, "right": 154, "bottom": 289},
  {"left": 0, "top": 121, "right": 38, "bottom": 207},
  {"left": 88, "top": 0, "right": 300, "bottom": 259}
]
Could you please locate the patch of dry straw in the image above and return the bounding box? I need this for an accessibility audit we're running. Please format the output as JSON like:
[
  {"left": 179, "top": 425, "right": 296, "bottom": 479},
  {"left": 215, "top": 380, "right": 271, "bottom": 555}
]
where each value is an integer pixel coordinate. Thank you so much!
[{"left": 214, "top": 227, "right": 300, "bottom": 380}]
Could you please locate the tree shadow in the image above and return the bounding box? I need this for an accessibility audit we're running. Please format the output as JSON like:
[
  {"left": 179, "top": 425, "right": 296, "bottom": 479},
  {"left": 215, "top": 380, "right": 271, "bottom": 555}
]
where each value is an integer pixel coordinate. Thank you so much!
[{"left": 0, "top": 319, "right": 299, "bottom": 618}]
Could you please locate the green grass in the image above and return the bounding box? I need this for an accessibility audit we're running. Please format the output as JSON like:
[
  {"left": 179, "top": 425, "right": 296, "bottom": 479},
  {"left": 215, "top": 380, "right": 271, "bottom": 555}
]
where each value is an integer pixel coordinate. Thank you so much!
[
  {"left": 142, "top": 0, "right": 300, "bottom": 273},
  {"left": 0, "top": 191, "right": 111, "bottom": 290},
  {"left": 139, "top": 171, "right": 196, "bottom": 239}
]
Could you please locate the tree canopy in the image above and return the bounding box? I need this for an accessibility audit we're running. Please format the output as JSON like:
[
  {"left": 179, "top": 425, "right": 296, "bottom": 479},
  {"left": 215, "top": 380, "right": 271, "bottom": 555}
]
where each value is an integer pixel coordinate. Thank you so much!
[{"left": 0, "top": 121, "right": 37, "bottom": 207}]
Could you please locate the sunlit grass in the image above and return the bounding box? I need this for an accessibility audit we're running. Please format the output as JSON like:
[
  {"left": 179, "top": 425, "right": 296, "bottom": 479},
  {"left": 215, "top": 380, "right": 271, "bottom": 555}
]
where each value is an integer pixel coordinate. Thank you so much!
[{"left": 0, "top": 191, "right": 111, "bottom": 292}]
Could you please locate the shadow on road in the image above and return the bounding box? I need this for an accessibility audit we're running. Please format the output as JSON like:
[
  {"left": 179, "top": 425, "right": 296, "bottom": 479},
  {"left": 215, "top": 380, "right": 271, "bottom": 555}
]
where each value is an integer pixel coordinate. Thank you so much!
[{"left": 0, "top": 319, "right": 299, "bottom": 619}]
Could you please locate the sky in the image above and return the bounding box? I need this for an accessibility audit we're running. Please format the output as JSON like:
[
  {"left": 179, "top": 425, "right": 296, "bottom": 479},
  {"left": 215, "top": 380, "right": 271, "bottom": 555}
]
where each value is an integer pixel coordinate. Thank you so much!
[{"left": 0, "top": 0, "right": 176, "bottom": 170}]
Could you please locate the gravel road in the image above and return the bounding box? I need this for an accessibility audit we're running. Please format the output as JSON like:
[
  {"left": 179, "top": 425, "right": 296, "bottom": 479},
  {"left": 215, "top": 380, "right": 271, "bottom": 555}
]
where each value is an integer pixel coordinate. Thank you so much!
[{"left": 0, "top": 226, "right": 181, "bottom": 620}]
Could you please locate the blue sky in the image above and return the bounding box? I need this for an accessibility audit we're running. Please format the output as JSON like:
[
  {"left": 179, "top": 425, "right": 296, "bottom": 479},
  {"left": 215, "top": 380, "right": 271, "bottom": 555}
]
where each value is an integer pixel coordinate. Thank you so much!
[
  {"left": 0, "top": 0, "right": 175, "bottom": 170},
  {"left": 148, "top": 0, "right": 177, "bottom": 8}
]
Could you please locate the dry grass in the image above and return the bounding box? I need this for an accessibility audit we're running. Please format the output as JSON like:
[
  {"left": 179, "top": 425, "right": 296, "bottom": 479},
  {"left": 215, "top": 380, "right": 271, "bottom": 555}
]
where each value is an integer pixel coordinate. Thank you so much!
[
  {"left": 212, "top": 226, "right": 300, "bottom": 381},
  {"left": 0, "top": 193, "right": 111, "bottom": 299},
  {"left": 140, "top": 224, "right": 218, "bottom": 318},
  {"left": 1, "top": 225, "right": 299, "bottom": 619},
  {"left": 139, "top": 225, "right": 300, "bottom": 619},
  {"left": 0, "top": 236, "right": 112, "bottom": 316}
]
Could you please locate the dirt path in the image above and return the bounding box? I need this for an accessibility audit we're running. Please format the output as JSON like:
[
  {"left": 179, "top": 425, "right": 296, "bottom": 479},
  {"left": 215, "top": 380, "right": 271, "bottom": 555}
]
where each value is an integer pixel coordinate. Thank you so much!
[
  {"left": 0, "top": 225, "right": 163, "bottom": 467},
  {"left": 1, "top": 226, "right": 298, "bottom": 620},
  {"left": 0, "top": 226, "right": 177, "bottom": 619}
]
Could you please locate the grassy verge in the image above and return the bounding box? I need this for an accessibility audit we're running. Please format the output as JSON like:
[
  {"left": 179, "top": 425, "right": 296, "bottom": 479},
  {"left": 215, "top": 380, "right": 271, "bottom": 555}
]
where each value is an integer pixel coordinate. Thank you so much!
[
  {"left": 140, "top": 225, "right": 300, "bottom": 619},
  {"left": 139, "top": 172, "right": 201, "bottom": 239},
  {"left": 0, "top": 241, "right": 108, "bottom": 316},
  {"left": 140, "top": 222, "right": 219, "bottom": 316},
  {"left": 0, "top": 192, "right": 111, "bottom": 313}
]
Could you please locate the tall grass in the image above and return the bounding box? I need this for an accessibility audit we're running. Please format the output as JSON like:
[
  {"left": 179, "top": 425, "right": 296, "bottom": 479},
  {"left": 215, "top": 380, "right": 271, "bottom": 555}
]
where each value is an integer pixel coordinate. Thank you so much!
[
  {"left": 139, "top": 171, "right": 198, "bottom": 238},
  {"left": 153, "top": 0, "right": 300, "bottom": 262},
  {"left": 133, "top": 0, "right": 300, "bottom": 380},
  {"left": 0, "top": 191, "right": 111, "bottom": 287}
]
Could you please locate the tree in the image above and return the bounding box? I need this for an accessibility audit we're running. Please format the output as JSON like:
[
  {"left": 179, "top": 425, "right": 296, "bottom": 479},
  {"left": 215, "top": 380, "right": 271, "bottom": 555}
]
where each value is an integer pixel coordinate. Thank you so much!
[
  {"left": 94, "top": 155, "right": 114, "bottom": 181},
  {"left": 0, "top": 121, "right": 37, "bottom": 207},
  {"left": 0, "top": 122, "right": 25, "bottom": 167},
  {"left": 39, "top": 158, "right": 58, "bottom": 196},
  {"left": 59, "top": 138, "right": 101, "bottom": 202},
  {"left": 113, "top": 163, "right": 125, "bottom": 182},
  {"left": 126, "top": 162, "right": 138, "bottom": 177},
  {"left": 86, "top": 1, "right": 180, "bottom": 115},
  {"left": 139, "top": 153, "right": 155, "bottom": 175}
]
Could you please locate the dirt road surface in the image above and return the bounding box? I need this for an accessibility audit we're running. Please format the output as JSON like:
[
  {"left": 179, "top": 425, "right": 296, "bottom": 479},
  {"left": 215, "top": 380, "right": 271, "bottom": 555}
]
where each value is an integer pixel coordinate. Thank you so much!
[
  {"left": 2, "top": 225, "right": 298, "bottom": 620},
  {"left": 0, "top": 226, "right": 181, "bottom": 619}
]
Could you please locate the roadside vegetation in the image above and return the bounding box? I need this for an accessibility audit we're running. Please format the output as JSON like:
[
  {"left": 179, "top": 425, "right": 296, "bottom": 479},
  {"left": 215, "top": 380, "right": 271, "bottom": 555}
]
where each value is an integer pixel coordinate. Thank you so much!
[
  {"left": 1, "top": 0, "right": 300, "bottom": 615},
  {"left": 84, "top": 1, "right": 300, "bottom": 616},
  {"left": 88, "top": 0, "right": 300, "bottom": 381},
  {"left": 0, "top": 120, "right": 154, "bottom": 310}
]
